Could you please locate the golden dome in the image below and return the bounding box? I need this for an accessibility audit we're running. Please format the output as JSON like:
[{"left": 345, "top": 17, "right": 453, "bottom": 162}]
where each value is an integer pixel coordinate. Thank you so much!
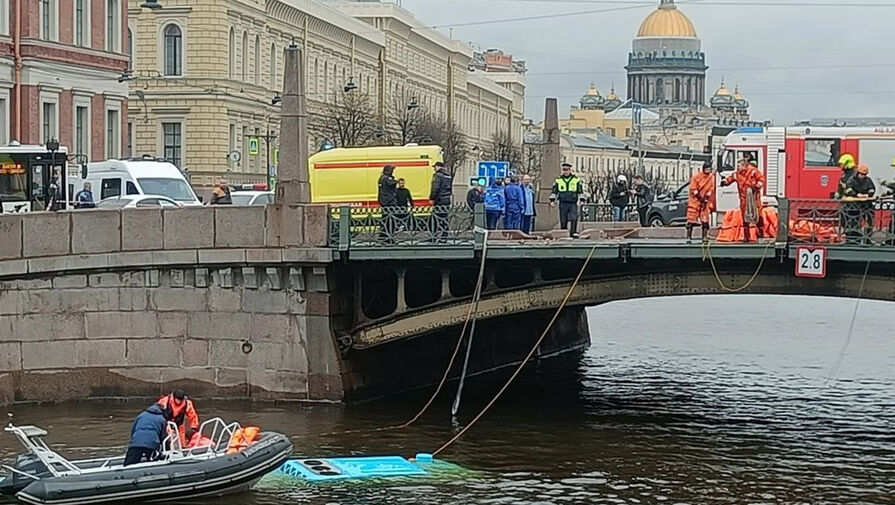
[
  {"left": 607, "top": 86, "right": 619, "bottom": 100},
  {"left": 714, "top": 82, "right": 731, "bottom": 96},
  {"left": 734, "top": 86, "right": 744, "bottom": 100},
  {"left": 637, "top": 0, "right": 697, "bottom": 38},
  {"left": 585, "top": 82, "right": 601, "bottom": 96}
]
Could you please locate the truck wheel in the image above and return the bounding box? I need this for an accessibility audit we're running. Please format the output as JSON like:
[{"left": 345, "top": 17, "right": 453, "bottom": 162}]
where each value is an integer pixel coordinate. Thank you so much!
[{"left": 649, "top": 215, "right": 665, "bottom": 227}]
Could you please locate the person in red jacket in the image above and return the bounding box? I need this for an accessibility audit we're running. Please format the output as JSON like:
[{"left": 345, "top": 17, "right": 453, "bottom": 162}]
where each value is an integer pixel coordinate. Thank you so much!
[
  {"left": 156, "top": 389, "right": 200, "bottom": 447},
  {"left": 721, "top": 155, "right": 766, "bottom": 242},
  {"left": 686, "top": 161, "right": 716, "bottom": 242}
]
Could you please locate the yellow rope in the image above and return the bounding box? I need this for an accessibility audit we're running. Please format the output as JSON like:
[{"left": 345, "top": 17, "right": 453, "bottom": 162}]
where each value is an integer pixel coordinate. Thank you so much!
[{"left": 702, "top": 238, "right": 775, "bottom": 293}]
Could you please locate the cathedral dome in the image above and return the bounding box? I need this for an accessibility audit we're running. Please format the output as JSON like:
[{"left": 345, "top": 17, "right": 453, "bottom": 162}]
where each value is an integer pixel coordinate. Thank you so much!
[{"left": 637, "top": 0, "right": 697, "bottom": 38}]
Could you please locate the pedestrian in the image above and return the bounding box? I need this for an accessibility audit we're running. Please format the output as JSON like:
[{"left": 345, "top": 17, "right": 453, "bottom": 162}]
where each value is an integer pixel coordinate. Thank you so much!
[
  {"left": 75, "top": 182, "right": 96, "bottom": 209},
  {"left": 686, "top": 161, "right": 716, "bottom": 243},
  {"left": 609, "top": 175, "right": 630, "bottom": 222},
  {"left": 720, "top": 156, "right": 766, "bottom": 242},
  {"left": 395, "top": 178, "right": 414, "bottom": 231},
  {"left": 483, "top": 178, "right": 505, "bottom": 230},
  {"left": 209, "top": 179, "right": 232, "bottom": 205},
  {"left": 550, "top": 163, "right": 584, "bottom": 238},
  {"left": 378, "top": 165, "right": 398, "bottom": 241},
  {"left": 503, "top": 175, "right": 525, "bottom": 230},
  {"left": 842, "top": 164, "right": 876, "bottom": 244},
  {"left": 630, "top": 175, "right": 652, "bottom": 227},
  {"left": 47, "top": 169, "right": 62, "bottom": 211},
  {"left": 124, "top": 402, "right": 171, "bottom": 466},
  {"left": 521, "top": 174, "right": 537, "bottom": 234},
  {"left": 429, "top": 161, "right": 452, "bottom": 241},
  {"left": 880, "top": 157, "right": 895, "bottom": 244},
  {"left": 466, "top": 181, "right": 483, "bottom": 211}
]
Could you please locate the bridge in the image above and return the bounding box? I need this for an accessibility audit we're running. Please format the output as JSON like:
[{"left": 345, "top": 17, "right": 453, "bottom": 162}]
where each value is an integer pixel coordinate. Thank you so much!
[{"left": 0, "top": 198, "right": 892, "bottom": 405}]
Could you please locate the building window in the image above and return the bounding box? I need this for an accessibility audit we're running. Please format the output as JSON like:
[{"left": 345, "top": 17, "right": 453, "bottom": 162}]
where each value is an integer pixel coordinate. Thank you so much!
[
  {"left": 40, "top": 0, "right": 57, "bottom": 41},
  {"left": 163, "top": 24, "right": 182, "bottom": 76},
  {"left": 0, "top": 97, "right": 6, "bottom": 144},
  {"left": 241, "top": 31, "right": 247, "bottom": 82},
  {"left": 74, "top": 0, "right": 86, "bottom": 46},
  {"left": 228, "top": 28, "right": 235, "bottom": 78},
  {"left": 106, "top": 109, "right": 120, "bottom": 158},
  {"left": 75, "top": 106, "right": 88, "bottom": 155},
  {"left": 253, "top": 35, "right": 260, "bottom": 84},
  {"left": 127, "top": 27, "right": 133, "bottom": 69},
  {"left": 41, "top": 102, "right": 57, "bottom": 144},
  {"left": 162, "top": 122, "right": 182, "bottom": 167},
  {"left": 269, "top": 43, "right": 276, "bottom": 89},
  {"left": 106, "top": 0, "right": 118, "bottom": 52},
  {"left": 126, "top": 121, "right": 133, "bottom": 157}
]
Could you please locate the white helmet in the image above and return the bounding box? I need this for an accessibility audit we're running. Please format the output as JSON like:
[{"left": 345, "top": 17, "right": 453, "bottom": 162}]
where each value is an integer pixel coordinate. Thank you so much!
[{"left": 617, "top": 174, "right": 628, "bottom": 183}]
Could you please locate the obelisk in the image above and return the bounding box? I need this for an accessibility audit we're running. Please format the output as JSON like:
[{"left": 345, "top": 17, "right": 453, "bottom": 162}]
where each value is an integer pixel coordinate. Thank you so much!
[
  {"left": 535, "top": 98, "right": 560, "bottom": 231},
  {"left": 276, "top": 42, "right": 310, "bottom": 204}
]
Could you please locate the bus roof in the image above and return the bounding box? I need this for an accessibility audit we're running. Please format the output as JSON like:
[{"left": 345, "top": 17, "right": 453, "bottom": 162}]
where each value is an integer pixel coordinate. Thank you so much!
[{"left": 0, "top": 144, "right": 69, "bottom": 154}]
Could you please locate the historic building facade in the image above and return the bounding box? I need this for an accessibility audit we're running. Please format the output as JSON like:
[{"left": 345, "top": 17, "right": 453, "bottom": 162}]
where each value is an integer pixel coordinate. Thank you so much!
[
  {"left": 127, "top": 0, "right": 524, "bottom": 189},
  {"left": 0, "top": 0, "right": 129, "bottom": 158}
]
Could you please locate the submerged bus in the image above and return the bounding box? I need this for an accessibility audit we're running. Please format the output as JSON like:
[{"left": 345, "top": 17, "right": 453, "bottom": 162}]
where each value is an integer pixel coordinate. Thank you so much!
[{"left": 0, "top": 142, "right": 70, "bottom": 212}]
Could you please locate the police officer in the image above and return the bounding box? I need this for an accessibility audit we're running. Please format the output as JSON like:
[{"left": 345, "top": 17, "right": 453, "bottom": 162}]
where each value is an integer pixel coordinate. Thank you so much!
[{"left": 550, "top": 163, "right": 584, "bottom": 238}]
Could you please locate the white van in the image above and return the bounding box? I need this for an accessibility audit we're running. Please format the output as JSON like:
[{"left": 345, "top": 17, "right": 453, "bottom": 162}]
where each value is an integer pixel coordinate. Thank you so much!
[{"left": 80, "top": 156, "right": 202, "bottom": 206}]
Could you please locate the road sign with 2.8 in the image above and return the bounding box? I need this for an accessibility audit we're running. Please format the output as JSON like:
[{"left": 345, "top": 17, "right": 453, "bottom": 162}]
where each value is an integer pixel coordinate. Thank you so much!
[{"left": 795, "top": 246, "right": 826, "bottom": 278}]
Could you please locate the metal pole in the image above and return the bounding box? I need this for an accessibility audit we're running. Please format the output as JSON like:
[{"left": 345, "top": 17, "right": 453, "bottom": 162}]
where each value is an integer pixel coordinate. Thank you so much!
[{"left": 265, "top": 130, "right": 271, "bottom": 190}]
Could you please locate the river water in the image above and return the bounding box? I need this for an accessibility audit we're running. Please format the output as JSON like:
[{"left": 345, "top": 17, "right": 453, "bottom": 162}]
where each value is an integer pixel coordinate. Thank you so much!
[{"left": 2, "top": 295, "right": 894, "bottom": 504}]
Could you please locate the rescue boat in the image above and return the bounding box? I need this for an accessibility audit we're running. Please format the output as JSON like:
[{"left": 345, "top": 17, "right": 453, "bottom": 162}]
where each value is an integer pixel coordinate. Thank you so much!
[{"left": 0, "top": 419, "right": 292, "bottom": 505}]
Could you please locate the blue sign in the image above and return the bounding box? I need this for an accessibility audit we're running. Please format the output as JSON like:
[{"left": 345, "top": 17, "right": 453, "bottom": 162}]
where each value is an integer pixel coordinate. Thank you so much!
[{"left": 477, "top": 161, "right": 510, "bottom": 181}]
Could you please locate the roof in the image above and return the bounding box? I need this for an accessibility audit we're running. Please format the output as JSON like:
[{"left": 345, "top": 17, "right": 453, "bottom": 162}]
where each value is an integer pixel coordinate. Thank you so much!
[
  {"left": 604, "top": 106, "right": 660, "bottom": 121},
  {"left": 562, "top": 132, "right": 629, "bottom": 151},
  {"left": 637, "top": 0, "right": 697, "bottom": 38}
]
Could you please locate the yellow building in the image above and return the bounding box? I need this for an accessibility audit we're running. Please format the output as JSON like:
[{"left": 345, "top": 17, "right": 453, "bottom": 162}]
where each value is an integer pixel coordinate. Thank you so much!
[{"left": 127, "top": 0, "right": 524, "bottom": 189}]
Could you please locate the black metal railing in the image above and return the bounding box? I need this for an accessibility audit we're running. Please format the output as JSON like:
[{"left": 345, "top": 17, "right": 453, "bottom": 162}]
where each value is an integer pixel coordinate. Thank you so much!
[
  {"left": 328, "top": 204, "right": 477, "bottom": 249},
  {"left": 580, "top": 203, "right": 640, "bottom": 223},
  {"left": 785, "top": 198, "right": 895, "bottom": 246}
]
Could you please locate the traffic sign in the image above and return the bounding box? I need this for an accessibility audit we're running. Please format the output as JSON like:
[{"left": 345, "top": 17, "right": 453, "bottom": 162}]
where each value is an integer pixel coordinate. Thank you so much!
[
  {"left": 632, "top": 103, "right": 642, "bottom": 128},
  {"left": 249, "top": 138, "right": 260, "bottom": 156},
  {"left": 795, "top": 246, "right": 826, "bottom": 278},
  {"left": 477, "top": 161, "right": 510, "bottom": 181}
]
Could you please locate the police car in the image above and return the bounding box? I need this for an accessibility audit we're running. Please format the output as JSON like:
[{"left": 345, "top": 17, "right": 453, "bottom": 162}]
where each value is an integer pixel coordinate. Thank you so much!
[{"left": 231, "top": 184, "right": 274, "bottom": 206}]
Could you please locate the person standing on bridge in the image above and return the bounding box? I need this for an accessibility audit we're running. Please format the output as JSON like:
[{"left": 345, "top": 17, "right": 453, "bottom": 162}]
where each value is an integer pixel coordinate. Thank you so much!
[
  {"left": 551, "top": 163, "right": 584, "bottom": 238},
  {"left": 630, "top": 175, "right": 653, "bottom": 227},
  {"left": 842, "top": 164, "right": 876, "bottom": 244},
  {"left": 686, "top": 161, "right": 716, "bottom": 243},
  {"left": 522, "top": 174, "right": 537, "bottom": 234},
  {"left": 721, "top": 155, "right": 765, "bottom": 242},
  {"left": 503, "top": 175, "right": 525, "bottom": 231},
  {"left": 609, "top": 175, "right": 630, "bottom": 222},
  {"left": 483, "top": 178, "right": 505, "bottom": 231},
  {"left": 833, "top": 154, "right": 857, "bottom": 200},
  {"left": 378, "top": 165, "right": 398, "bottom": 242},
  {"left": 429, "top": 161, "right": 453, "bottom": 241}
]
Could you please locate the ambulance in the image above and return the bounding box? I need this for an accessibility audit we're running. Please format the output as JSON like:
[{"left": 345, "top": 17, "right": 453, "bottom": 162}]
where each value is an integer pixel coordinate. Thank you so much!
[
  {"left": 308, "top": 144, "right": 443, "bottom": 206},
  {"left": 718, "top": 126, "right": 895, "bottom": 210}
]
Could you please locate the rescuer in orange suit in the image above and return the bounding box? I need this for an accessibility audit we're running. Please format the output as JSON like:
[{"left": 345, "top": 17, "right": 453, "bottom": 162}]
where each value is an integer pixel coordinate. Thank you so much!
[
  {"left": 686, "top": 160, "right": 716, "bottom": 243},
  {"left": 720, "top": 154, "right": 766, "bottom": 242},
  {"left": 156, "top": 389, "right": 200, "bottom": 446}
]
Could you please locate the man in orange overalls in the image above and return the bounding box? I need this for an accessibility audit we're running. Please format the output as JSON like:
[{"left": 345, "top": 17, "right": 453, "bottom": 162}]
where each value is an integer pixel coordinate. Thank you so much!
[
  {"left": 721, "top": 154, "right": 766, "bottom": 242},
  {"left": 156, "top": 389, "right": 200, "bottom": 447},
  {"left": 686, "top": 160, "right": 716, "bottom": 243}
]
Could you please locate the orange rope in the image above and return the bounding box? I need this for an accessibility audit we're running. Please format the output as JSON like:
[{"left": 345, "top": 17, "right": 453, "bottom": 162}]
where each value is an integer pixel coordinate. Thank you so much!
[{"left": 431, "top": 244, "right": 598, "bottom": 457}]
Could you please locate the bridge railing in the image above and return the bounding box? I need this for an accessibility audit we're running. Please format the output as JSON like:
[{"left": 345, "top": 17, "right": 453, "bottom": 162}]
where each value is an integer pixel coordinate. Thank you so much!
[
  {"left": 580, "top": 203, "right": 640, "bottom": 223},
  {"left": 785, "top": 198, "right": 895, "bottom": 246},
  {"left": 328, "top": 204, "right": 477, "bottom": 249}
]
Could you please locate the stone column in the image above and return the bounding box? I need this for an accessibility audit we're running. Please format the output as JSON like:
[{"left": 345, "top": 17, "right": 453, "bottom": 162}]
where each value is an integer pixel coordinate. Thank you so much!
[
  {"left": 276, "top": 43, "right": 310, "bottom": 204},
  {"left": 535, "top": 98, "right": 560, "bottom": 231}
]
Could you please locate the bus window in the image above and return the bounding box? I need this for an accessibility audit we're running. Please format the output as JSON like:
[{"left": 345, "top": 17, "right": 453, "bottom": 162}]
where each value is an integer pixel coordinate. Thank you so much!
[
  {"left": 126, "top": 181, "right": 139, "bottom": 195},
  {"left": 0, "top": 159, "right": 27, "bottom": 201},
  {"left": 805, "top": 139, "right": 839, "bottom": 167},
  {"left": 101, "top": 178, "right": 122, "bottom": 199}
]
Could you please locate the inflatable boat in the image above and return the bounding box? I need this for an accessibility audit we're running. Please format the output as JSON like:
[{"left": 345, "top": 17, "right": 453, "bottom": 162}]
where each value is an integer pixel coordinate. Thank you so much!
[{"left": 0, "top": 419, "right": 292, "bottom": 504}]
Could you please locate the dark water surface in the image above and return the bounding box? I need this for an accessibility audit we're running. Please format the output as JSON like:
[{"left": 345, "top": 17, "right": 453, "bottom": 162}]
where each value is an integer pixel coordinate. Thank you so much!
[{"left": 2, "top": 295, "right": 894, "bottom": 504}]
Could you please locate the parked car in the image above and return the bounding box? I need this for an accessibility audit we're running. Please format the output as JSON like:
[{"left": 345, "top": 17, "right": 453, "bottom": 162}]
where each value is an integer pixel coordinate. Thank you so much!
[
  {"left": 646, "top": 182, "right": 689, "bottom": 227},
  {"left": 230, "top": 191, "right": 274, "bottom": 206},
  {"left": 97, "top": 195, "right": 182, "bottom": 208}
]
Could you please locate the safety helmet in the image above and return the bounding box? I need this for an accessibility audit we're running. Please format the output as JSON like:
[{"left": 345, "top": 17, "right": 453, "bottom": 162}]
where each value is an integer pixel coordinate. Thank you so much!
[
  {"left": 838, "top": 154, "right": 856, "bottom": 169},
  {"left": 617, "top": 174, "right": 627, "bottom": 183},
  {"left": 856, "top": 164, "right": 870, "bottom": 175}
]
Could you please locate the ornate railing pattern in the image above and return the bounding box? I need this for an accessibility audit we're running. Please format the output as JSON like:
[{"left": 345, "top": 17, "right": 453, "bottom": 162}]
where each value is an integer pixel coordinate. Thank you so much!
[
  {"left": 580, "top": 203, "right": 640, "bottom": 223},
  {"left": 787, "top": 198, "right": 895, "bottom": 246},
  {"left": 328, "top": 204, "right": 477, "bottom": 249}
]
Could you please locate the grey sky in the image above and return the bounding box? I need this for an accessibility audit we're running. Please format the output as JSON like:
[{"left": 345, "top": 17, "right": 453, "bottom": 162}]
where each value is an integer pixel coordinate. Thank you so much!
[{"left": 398, "top": 0, "right": 895, "bottom": 125}]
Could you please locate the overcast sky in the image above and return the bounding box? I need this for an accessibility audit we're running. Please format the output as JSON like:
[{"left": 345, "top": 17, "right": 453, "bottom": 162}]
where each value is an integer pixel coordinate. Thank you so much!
[{"left": 397, "top": 0, "right": 895, "bottom": 125}]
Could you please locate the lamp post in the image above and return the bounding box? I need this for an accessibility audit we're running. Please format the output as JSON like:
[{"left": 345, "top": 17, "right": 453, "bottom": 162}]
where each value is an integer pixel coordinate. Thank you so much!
[
  {"left": 255, "top": 127, "right": 278, "bottom": 190},
  {"left": 45, "top": 138, "right": 61, "bottom": 210}
]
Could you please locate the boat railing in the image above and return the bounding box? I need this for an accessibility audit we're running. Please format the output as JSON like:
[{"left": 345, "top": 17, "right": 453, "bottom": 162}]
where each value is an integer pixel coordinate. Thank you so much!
[
  {"left": 3, "top": 424, "right": 81, "bottom": 478},
  {"left": 162, "top": 417, "right": 242, "bottom": 460}
]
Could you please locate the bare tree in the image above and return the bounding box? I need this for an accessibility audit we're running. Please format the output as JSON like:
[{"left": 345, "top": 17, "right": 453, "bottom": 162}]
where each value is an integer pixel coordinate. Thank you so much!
[
  {"left": 414, "top": 113, "right": 468, "bottom": 177},
  {"left": 487, "top": 130, "right": 523, "bottom": 173},
  {"left": 387, "top": 92, "right": 424, "bottom": 145},
  {"left": 314, "top": 92, "right": 378, "bottom": 148},
  {"left": 520, "top": 141, "right": 542, "bottom": 181}
]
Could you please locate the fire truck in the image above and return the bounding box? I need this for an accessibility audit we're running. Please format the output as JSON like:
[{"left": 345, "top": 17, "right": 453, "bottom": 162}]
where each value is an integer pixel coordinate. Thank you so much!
[{"left": 717, "top": 126, "right": 895, "bottom": 210}]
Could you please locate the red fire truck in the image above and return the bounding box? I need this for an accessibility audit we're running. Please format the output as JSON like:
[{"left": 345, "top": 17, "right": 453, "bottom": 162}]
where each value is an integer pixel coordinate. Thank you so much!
[{"left": 717, "top": 126, "right": 895, "bottom": 210}]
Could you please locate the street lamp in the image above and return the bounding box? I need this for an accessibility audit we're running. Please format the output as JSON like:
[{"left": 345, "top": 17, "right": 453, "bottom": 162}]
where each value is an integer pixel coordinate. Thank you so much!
[
  {"left": 140, "top": 0, "right": 162, "bottom": 9},
  {"left": 45, "top": 138, "right": 61, "bottom": 210},
  {"left": 407, "top": 97, "right": 420, "bottom": 111},
  {"left": 343, "top": 78, "right": 357, "bottom": 93},
  {"left": 256, "top": 127, "right": 278, "bottom": 190}
]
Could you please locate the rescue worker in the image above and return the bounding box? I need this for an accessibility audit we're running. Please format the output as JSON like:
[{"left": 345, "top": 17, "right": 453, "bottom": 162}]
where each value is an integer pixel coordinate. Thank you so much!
[
  {"left": 503, "top": 175, "right": 525, "bottom": 230},
  {"left": 429, "top": 161, "right": 453, "bottom": 241},
  {"left": 686, "top": 160, "right": 716, "bottom": 243},
  {"left": 155, "top": 389, "right": 200, "bottom": 447},
  {"left": 124, "top": 403, "right": 171, "bottom": 466},
  {"left": 720, "top": 156, "right": 766, "bottom": 242},
  {"left": 483, "top": 178, "right": 505, "bottom": 230},
  {"left": 842, "top": 164, "right": 876, "bottom": 244},
  {"left": 630, "top": 175, "right": 653, "bottom": 227},
  {"left": 834, "top": 154, "right": 857, "bottom": 200},
  {"left": 550, "top": 163, "right": 584, "bottom": 238},
  {"left": 209, "top": 179, "right": 232, "bottom": 205},
  {"left": 378, "top": 165, "right": 398, "bottom": 242}
]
